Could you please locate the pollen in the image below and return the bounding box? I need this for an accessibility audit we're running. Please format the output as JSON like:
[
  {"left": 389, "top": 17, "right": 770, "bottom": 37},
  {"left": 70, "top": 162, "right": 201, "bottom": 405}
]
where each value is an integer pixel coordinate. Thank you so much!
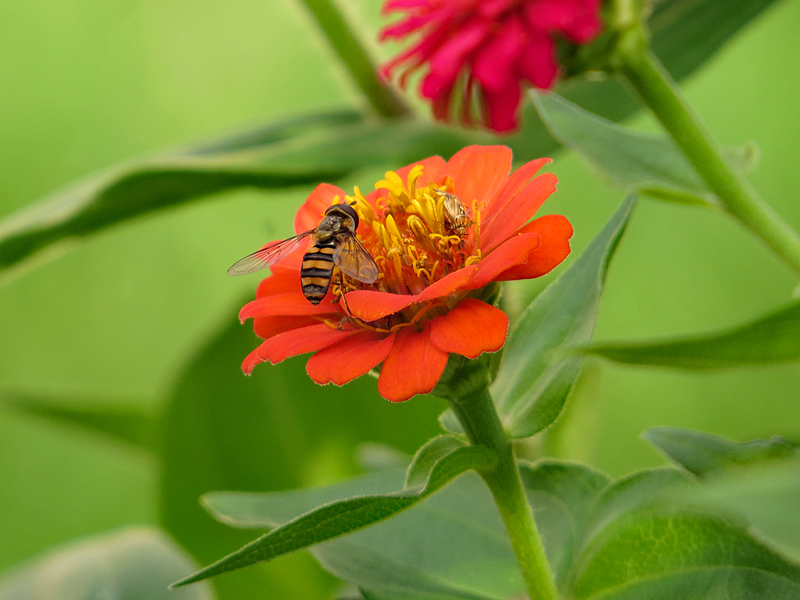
[{"left": 339, "top": 167, "right": 482, "bottom": 327}]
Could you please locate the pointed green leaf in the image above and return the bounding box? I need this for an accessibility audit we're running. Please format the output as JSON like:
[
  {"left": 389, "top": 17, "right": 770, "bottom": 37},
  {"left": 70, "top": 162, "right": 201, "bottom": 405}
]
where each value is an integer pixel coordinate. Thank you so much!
[
  {"left": 173, "top": 441, "right": 496, "bottom": 586},
  {"left": 583, "top": 468, "right": 694, "bottom": 541},
  {"left": 682, "top": 461, "right": 800, "bottom": 563},
  {"left": 570, "top": 461, "right": 800, "bottom": 599},
  {"left": 584, "top": 298, "right": 800, "bottom": 368},
  {"left": 0, "top": 115, "right": 472, "bottom": 279},
  {"left": 571, "top": 511, "right": 800, "bottom": 600},
  {"left": 491, "top": 196, "right": 636, "bottom": 439},
  {"left": 0, "top": 527, "right": 212, "bottom": 600},
  {"left": 404, "top": 435, "right": 470, "bottom": 488},
  {"left": 203, "top": 466, "right": 517, "bottom": 600},
  {"left": 643, "top": 427, "right": 799, "bottom": 476},
  {"left": 0, "top": 391, "right": 156, "bottom": 451},
  {"left": 531, "top": 92, "right": 757, "bottom": 206}
]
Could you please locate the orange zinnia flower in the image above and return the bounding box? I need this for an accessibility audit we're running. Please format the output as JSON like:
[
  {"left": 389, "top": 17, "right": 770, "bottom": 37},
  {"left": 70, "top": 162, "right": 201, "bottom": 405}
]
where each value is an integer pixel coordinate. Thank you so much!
[{"left": 239, "top": 145, "right": 572, "bottom": 402}]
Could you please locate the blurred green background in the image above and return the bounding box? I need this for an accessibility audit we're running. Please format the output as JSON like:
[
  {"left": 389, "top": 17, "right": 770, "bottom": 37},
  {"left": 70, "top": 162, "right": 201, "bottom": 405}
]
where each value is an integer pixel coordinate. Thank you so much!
[{"left": 1, "top": 0, "right": 799, "bottom": 598}]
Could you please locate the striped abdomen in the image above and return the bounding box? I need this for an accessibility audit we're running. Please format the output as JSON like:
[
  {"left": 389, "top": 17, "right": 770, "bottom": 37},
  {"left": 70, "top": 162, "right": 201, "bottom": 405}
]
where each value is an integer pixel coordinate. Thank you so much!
[{"left": 301, "top": 237, "right": 336, "bottom": 305}]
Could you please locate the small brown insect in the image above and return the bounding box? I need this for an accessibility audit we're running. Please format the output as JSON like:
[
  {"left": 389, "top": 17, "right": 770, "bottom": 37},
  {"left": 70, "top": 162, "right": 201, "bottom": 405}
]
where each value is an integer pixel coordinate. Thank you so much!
[
  {"left": 437, "top": 190, "right": 472, "bottom": 236},
  {"left": 227, "top": 204, "right": 379, "bottom": 305}
]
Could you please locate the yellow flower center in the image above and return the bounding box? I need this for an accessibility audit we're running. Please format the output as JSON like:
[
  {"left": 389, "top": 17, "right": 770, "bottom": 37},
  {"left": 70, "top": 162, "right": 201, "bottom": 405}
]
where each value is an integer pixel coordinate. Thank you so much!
[{"left": 327, "top": 166, "right": 485, "bottom": 332}]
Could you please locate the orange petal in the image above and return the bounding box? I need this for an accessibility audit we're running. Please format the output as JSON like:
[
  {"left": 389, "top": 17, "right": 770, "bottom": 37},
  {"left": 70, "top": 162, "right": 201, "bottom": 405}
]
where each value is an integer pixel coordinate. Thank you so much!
[
  {"left": 494, "top": 214, "right": 573, "bottom": 281},
  {"left": 482, "top": 157, "right": 551, "bottom": 230},
  {"left": 378, "top": 323, "right": 449, "bottom": 402},
  {"left": 446, "top": 146, "right": 512, "bottom": 206},
  {"left": 306, "top": 331, "right": 395, "bottom": 386},
  {"left": 415, "top": 265, "right": 478, "bottom": 302},
  {"left": 242, "top": 347, "right": 264, "bottom": 375},
  {"left": 239, "top": 293, "right": 340, "bottom": 321},
  {"left": 481, "top": 172, "right": 558, "bottom": 252},
  {"left": 294, "top": 183, "right": 347, "bottom": 234},
  {"left": 254, "top": 314, "right": 319, "bottom": 340},
  {"left": 344, "top": 290, "right": 417, "bottom": 322},
  {"left": 257, "top": 323, "right": 358, "bottom": 364},
  {"left": 467, "top": 232, "right": 541, "bottom": 290},
  {"left": 396, "top": 155, "right": 447, "bottom": 188},
  {"left": 255, "top": 264, "right": 300, "bottom": 298},
  {"left": 430, "top": 299, "right": 509, "bottom": 358}
]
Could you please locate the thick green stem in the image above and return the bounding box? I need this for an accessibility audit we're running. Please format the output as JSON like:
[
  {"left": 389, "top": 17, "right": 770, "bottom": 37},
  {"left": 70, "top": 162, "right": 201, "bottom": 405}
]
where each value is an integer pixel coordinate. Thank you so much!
[
  {"left": 297, "top": 0, "right": 411, "bottom": 119},
  {"left": 615, "top": 25, "right": 800, "bottom": 277},
  {"left": 448, "top": 388, "right": 559, "bottom": 600}
]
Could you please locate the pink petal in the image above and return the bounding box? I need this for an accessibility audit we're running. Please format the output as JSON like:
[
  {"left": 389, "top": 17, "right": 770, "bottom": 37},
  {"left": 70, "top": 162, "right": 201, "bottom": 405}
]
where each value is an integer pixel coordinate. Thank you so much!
[
  {"left": 516, "top": 34, "right": 559, "bottom": 89},
  {"left": 523, "top": 0, "right": 575, "bottom": 32},
  {"left": 481, "top": 78, "right": 522, "bottom": 132},
  {"left": 472, "top": 14, "right": 527, "bottom": 92},
  {"left": 421, "top": 17, "right": 492, "bottom": 99}
]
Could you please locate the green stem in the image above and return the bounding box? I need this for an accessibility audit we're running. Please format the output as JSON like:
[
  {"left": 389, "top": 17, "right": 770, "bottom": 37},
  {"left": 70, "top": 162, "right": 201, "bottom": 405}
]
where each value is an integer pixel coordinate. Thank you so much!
[
  {"left": 297, "top": 0, "right": 411, "bottom": 119},
  {"left": 616, "top": 25, "right": 800, "bottom": 277},
  {"left": 448, "top": 388, "right": 560, "bottom": 600}
]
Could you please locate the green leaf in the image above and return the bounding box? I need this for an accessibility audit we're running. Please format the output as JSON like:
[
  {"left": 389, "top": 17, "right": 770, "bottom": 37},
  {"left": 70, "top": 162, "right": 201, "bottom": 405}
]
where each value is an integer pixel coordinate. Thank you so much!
[
  {"left": 642, "top": 427, "right": 799, "bottom": 476},
  {"left": 173, "top": 438, "right": 496, "bottom": 587},
  {"left": 531, "top": 91, "right": 757, "bottom": 206},
  {"left": 159, "top": 312, "right": 446, "bottom": 599},
  {"left": 0, "top": 527, "right": 213, "bottom": 600},
  {"left": 570, "top": 511, "right": 800, "bottom": 600},
  {"left": 0, "top": 114, "right": 474, "bottom": 279},
  {"left": 683, "top": 461, "right": 800, "bottom": 563},
  {"left": 517, "top": 461, "right": 610, "bottom": 586},
  {"left": 0, "top": 390, "right": 156, "bottom": 451},
  {"left": 568, "top": 460, "right": 800, "bottom": 599},
  {"left": 583, "top": 468, "right": 694, "bottom": 541},
  {"left": 647, "top": 0, "right": 780, "bottom": 83},
  {"left": 491, "top": 196, "right": 637, "bottom": 439},
  {"left": 580, "top": 567, "right": 800, "bottom": 600},
  {"left": 203, "top": 467, "right": 520, "bottom": 600},
  {"left": 583, "top": 298, "right": 800, "bottom": 368}
]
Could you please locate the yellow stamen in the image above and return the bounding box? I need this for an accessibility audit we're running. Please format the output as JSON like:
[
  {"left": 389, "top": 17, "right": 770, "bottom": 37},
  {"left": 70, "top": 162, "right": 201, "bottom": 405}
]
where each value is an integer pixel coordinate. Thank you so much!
[
  {"left": 407, "top": 165, "right": 424, "bottom": 199},
  {"left": 407, "top": 214, "right": 429, "bottom": 244},
  {"left": 375, "top": 171, "right": 406, "bottom": 198},
  {"left": 385, "top": 214, "right": 403, "bottom": 245}
]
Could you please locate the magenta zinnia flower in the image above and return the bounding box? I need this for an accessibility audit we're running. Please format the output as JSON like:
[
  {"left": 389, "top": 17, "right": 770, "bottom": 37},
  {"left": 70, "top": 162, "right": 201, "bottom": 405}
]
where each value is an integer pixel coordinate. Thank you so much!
[{"left": 379, "top": 0, "right": 603, "bottom": 132}]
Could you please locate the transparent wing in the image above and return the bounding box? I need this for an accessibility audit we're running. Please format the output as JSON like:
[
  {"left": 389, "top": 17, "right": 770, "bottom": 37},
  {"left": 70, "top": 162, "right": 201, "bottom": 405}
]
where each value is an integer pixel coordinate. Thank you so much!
[
  {"left": 334, "top": 235, "right": 380, "bottom": 284},
  {"left": 227, "top": 230, "right": 313, "bottom": 276}
]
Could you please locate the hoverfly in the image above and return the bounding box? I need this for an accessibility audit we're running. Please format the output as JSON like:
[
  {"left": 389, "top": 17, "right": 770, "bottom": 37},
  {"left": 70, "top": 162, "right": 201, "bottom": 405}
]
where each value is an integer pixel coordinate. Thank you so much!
[
  {"left": 228, "top": 203, "right": 380, "bottom": 305},
  {"left": 437, "top": 190, "right": 472, "bottom": 236}
]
